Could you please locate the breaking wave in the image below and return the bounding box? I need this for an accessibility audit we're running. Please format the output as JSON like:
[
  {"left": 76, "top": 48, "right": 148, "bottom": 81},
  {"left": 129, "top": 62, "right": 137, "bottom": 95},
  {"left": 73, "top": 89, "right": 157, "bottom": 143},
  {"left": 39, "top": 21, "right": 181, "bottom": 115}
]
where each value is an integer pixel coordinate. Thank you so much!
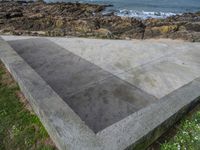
[{"left": 104, "top": 9, "right": 180, "bottom": 19}]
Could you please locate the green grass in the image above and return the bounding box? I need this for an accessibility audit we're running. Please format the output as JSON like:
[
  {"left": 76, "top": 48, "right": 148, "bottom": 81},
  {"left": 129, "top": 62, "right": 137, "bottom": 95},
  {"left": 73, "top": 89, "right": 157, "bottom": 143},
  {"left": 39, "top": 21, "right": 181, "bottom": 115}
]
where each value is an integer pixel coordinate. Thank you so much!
[
  {"left": 0, "top": 63, "right": 57, "bottom": 150},
  {"left": 159, "top": 105, "right": 200, "bottom": 150}
]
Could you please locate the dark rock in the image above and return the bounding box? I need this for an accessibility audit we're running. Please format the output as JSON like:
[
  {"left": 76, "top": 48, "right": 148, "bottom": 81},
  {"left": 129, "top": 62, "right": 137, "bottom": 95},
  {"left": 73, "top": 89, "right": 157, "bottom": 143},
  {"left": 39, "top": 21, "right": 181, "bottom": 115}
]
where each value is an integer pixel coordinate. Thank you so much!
[
  {"left": 184, "top": 22, "right": 200, "bottom": 32},
  {"left": 10, "top": 12, "right": 23, "bottom": 18},
  {"left": 0, "top": 1, "right": 199, "bottom": 41},
  {"left": 0, "top": 12, "right": 7, "bottom": 19},
  {"left": 144, "top": 25, "right": 179, "bottom": 39}
]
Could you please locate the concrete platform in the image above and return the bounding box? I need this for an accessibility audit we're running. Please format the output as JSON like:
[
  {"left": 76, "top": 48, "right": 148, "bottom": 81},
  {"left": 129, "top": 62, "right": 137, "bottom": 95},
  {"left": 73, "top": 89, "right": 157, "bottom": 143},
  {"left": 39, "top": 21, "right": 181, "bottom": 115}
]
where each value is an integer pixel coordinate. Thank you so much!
[{"left": 1, "top": 35, "right": 200, "bottom": 150}]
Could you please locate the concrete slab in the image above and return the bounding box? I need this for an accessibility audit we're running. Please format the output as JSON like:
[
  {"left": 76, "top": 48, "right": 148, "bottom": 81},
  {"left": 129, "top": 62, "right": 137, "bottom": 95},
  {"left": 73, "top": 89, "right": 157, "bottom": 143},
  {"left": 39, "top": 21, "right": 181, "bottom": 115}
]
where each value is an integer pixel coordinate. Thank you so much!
[
  {"left": 67, "top": 77, "right": 155, "bottom": 133},
  {"left": 1, "top": 35, "right": 200, "bottom": 150},
  {"left": 7, "top": 38, "right": 156, "bottom": 133},
  {"left": 0, "top": 37, "right": 102, "bottom": 150},
  {"left": 8, "top": 38, "right": 112, "bottom": 96},
  {"left": 118, "top": 59, "right": 200, "bottom": 98},
  {"left": 46, "top": 37, "right": 200, "bottom": 99},
  {"left": 5, "top": 36, "right": 200, "bottom": 98},
  {"left": 47, "top": 37, "right": 189, "bottom": 75}
]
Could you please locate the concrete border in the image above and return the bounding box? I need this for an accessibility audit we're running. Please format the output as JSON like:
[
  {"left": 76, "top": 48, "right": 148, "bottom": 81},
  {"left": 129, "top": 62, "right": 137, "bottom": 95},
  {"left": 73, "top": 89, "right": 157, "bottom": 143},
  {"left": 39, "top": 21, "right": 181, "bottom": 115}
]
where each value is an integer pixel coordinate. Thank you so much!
[
  {"left": 0, "top": 36, "right": 200, "bottom": 150},
  {"left": 97, "top": 78, "right": 200, "bottom": 150},
  {"left": 0, "top": 37, "right": 103, "bottom": 150}
]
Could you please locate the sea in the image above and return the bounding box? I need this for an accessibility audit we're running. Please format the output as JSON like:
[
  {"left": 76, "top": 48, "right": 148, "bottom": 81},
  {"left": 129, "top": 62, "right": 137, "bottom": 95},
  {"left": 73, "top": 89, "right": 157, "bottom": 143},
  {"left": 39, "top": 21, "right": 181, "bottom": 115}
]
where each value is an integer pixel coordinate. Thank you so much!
[{"left": 45, "top": 0, "right": 200, "bottom": 19}]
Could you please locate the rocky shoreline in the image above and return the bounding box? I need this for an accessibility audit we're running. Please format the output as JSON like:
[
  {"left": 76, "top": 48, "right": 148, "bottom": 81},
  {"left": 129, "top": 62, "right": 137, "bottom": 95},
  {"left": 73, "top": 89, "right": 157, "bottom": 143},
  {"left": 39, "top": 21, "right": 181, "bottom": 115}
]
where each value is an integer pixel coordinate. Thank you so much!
[{"left": 0, "top": 1, "right": 200, "bottom": 41}]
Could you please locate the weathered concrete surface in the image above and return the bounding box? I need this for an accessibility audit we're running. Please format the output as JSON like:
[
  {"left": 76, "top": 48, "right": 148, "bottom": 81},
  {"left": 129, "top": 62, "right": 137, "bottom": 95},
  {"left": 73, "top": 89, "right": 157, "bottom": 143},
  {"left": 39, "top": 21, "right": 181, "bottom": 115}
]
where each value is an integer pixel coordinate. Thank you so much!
[
  {"left": 7, "top": 38, "right": 156, "bottom": 133},
  {"left": 1, "top": 35, "right": 200, "bottom": 150},
  {"left": 46, "top": 37, "right": 200, "bottom": 99},
  {"left": 97, "top": 79, "right": 200, "bottom": 150},
  {"left": 0, "top": 37, "right": 103, "bottom": 150}
]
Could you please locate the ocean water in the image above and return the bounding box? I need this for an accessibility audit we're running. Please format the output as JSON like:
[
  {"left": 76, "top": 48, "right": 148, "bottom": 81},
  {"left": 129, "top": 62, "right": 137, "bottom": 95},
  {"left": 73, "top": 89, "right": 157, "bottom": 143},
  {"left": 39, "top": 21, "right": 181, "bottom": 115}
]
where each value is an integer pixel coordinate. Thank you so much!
[{"left": 46, "top": 0, "right": 200, "bottom": 19}]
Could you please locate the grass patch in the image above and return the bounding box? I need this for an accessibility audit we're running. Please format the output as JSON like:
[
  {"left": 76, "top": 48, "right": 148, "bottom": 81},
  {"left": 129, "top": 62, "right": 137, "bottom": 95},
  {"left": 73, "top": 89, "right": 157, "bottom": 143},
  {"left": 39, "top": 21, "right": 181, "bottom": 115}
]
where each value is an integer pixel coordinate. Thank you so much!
[
  {"left": 160, "top": 105, "right": 200, "bottom": 150},
  {"left": 148, "top": 104, "right": 200, "bottom": 150},
  {"left": 0, "top": 63, "right": 57, "bottom": 150}
]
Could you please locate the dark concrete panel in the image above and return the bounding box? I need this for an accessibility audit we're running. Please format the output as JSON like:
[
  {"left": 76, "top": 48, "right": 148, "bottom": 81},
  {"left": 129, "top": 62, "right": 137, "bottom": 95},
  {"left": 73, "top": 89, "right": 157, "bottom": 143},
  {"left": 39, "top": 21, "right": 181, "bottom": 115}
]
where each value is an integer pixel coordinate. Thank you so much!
[
  {"left": 67, "top": 77, "right": 156, "bottom": 132},
  {"left": 9, "top": 38, "right": 156, "bottom": 132},
  {"left": 9, "top": 38, "right": 112, "bottom": 95}
]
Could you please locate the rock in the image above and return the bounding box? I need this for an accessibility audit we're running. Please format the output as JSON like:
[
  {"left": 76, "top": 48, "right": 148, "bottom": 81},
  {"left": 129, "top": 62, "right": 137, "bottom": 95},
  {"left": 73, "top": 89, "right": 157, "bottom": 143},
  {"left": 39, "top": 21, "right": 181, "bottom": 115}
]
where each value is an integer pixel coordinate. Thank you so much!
[
  {"left": 0, "top": 1, "right": 199, "bottom": 41},
  {"left": 184, "top": 22, "right": 200, "bottom": 32},
  {"left": 10, "top": 12, "right": 23, "bottom": 18},
  {"left": 192, "top": 32, "right": 200, "bottom": 42},
  {"left": 28, "top": 13, "right": 44, "bottom": 19},
  {"left": 55, "top": 19, "right": 65, "bottom": 28},
  {"left": 45, "top": 29, "right": 65, "bottom": 36},
  {"left": 168, "top": 31, "right": 194, "bottom": 41},
  {"left": 95, "top": 28, "right": 113, "bottom": 38},
  {"left": 144, "top": 25, "right": 178, "bottom": 39},
  {"left": 0, "top": 12, "right": 7, "bottom": 19},
  {"left": 158, "top": 25, "right": 178, "bottom": 33}
]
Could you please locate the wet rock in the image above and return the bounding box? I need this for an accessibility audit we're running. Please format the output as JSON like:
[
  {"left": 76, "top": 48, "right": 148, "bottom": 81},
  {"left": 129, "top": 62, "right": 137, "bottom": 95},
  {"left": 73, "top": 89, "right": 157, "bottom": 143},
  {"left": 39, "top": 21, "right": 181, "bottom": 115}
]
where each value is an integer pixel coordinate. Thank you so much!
[
  {"left": 10, "top": 12, "right": 23, "bottom": 18},
  {"left": 0, "top": 12, "right": 7, "bottom": 19},
  {"left": 184, "top": 22, "right": 200, "bottom": 32},
  {"left": 144, "top": 25, "right": 178, "bottom": 39},
  {"left": 0, "top": 1, "right": 199, "bottom": 41}
]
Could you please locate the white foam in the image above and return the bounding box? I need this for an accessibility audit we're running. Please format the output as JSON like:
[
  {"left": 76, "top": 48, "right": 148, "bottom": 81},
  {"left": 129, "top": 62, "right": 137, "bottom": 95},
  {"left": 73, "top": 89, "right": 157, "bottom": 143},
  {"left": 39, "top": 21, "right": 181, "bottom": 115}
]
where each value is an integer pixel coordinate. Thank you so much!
[{"left": 105, "top": 9, "right": 180, "bottom": 19}]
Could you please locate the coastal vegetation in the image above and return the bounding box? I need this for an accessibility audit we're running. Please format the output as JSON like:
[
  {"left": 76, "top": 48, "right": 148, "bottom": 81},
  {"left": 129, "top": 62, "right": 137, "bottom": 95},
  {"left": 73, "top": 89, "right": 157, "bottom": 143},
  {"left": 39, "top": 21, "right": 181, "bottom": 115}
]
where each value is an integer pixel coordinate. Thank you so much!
[
  {"left": 0, "top": 62, "right": 57, "bottom": 150},
  {"left": 160, "top": 105, "right": 200, "bottom": 150}
]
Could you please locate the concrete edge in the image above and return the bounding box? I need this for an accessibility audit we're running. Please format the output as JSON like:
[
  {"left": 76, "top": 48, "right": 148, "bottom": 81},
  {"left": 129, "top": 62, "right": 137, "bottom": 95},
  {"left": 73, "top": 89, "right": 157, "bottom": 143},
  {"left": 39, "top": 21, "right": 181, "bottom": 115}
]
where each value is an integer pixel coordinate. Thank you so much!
[
  {"left": 1, "top": 35, "right": 200, "bottom": 150},
  {"left": 0, "top": 37, "right": 103, "bottom": 150},
  {"left": 97, "top": 77, "right": 200, "bottom": 150}
]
